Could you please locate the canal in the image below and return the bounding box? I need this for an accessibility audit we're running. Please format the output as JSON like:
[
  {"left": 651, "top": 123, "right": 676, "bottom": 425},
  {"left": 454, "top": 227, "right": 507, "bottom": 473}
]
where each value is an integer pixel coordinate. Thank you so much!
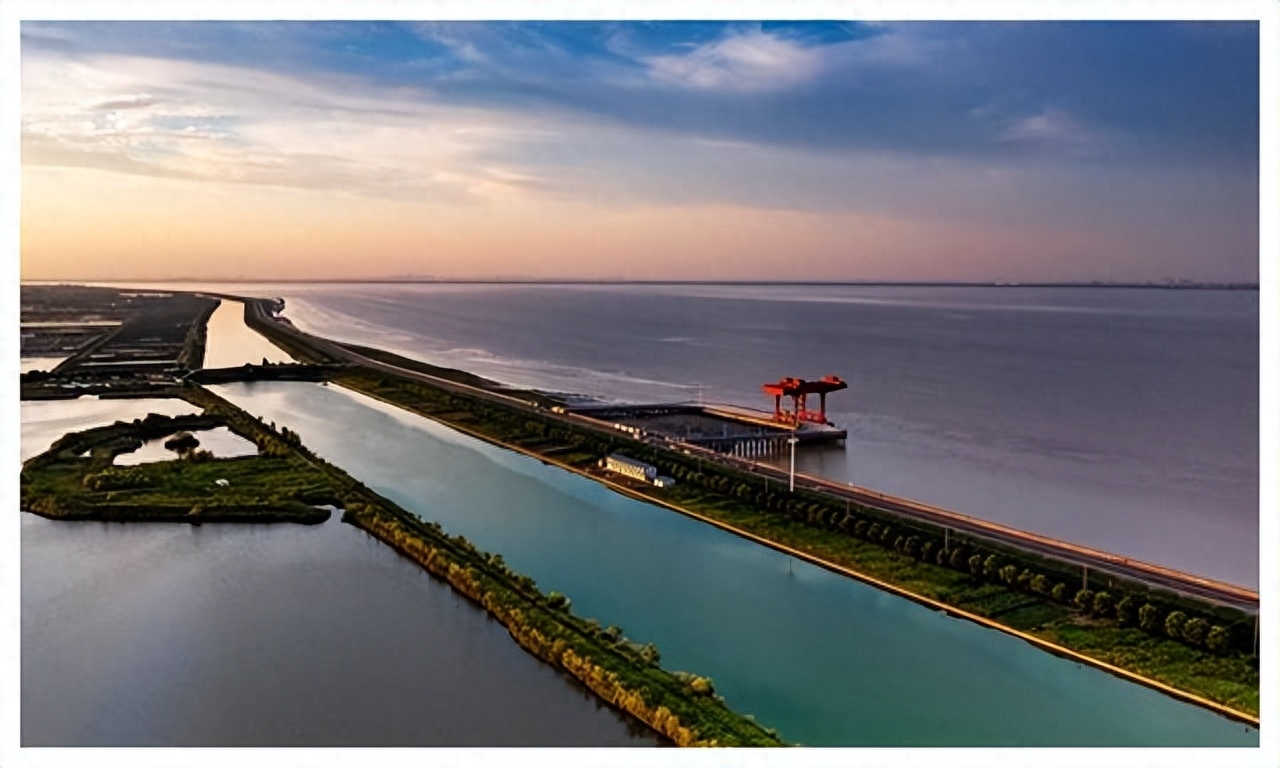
[
  {"left": 20, "top": 398, "right": 660, "bottom": 747},
  {"left": 210, "top": 379, "right": 1257, "bottom": 747}
]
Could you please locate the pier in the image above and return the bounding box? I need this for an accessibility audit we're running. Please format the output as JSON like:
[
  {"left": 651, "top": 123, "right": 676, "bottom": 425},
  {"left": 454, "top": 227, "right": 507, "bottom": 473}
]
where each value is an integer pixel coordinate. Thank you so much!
[{"left": 558, "top": 403, "right": 846, "bottom": 456}]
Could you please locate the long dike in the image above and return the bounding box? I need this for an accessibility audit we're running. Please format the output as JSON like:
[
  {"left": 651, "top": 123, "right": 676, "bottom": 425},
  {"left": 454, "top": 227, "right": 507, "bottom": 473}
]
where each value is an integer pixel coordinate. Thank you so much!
[
  {"left": 234, "top": 295, "right": 1259, "bottom": 726},
  {"left": 237, "top": 295, "right": 1257, "bottom": 611}
]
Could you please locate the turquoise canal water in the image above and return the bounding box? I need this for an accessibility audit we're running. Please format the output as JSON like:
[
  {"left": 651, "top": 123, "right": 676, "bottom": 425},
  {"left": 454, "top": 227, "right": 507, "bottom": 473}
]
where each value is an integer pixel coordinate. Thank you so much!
[
  {"left": 212, "top": 380, "right": 1258, "bottom": 747},
  {"left": 21, "top": 398, "right": 658, "bottom": 746}
]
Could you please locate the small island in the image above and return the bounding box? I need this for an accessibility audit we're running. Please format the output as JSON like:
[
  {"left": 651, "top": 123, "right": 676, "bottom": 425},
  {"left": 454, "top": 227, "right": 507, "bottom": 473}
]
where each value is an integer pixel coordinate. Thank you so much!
[{"left": 21, "top": 411, "right": 339, "bottom": 525}]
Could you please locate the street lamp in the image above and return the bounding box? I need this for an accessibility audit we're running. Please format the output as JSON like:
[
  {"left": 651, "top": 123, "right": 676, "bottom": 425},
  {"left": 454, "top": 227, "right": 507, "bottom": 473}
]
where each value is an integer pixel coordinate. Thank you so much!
[{"left": 787, "top": 435, "right": 799, "bottom": 492}]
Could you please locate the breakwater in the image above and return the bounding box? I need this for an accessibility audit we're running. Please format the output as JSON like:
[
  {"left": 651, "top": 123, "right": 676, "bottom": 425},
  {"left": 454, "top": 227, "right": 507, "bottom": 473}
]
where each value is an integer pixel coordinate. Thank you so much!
[{"left": 232, "top": 297, "right": 1259, "bottom": 720}]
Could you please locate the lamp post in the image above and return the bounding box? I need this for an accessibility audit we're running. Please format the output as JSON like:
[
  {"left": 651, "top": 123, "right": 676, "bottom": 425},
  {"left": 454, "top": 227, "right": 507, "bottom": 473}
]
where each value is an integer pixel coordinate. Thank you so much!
[{"left": 788, "top": 435, "right": 799, "bottom": 492}]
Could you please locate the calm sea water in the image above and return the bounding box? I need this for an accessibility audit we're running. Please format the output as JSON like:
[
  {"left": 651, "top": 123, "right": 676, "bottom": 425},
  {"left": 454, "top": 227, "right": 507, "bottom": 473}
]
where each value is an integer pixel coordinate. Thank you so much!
[
  {"left": 207, "top": 380, "right": 1256, "bottom": 747},
  {"left": 20, "top": 399, "right": 659, "bottom": 747},
  {"left": 240, "top": 283, "right": 1258, "bottom": 588}
]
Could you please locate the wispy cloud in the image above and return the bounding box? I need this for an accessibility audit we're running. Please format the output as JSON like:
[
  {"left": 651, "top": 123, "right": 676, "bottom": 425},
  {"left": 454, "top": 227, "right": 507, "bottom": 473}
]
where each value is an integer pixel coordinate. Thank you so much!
[
  {"left": 997, "top": 108, "right": 1108, "bottom": 157},
  {"left": 17, "top": 20, "right": 1260, "bottom": 283},
  {"left": 22, "top": 49, "right": 569, "bottom": 203},
  {"left": 646, "top": 29, "right": 823, "bottom": 91}
]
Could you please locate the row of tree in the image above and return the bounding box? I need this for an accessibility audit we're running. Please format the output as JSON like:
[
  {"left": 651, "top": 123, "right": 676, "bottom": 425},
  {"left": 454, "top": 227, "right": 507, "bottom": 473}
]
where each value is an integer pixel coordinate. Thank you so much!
[
  {"left": 639, "top": 450, "right": 1253, "bottom": 658},
  {"left": 340, "top": 498, "right": 781, "bottom": 745},
  {"left": 354, "top": 374, "right": 1255, "bottom": 659}
]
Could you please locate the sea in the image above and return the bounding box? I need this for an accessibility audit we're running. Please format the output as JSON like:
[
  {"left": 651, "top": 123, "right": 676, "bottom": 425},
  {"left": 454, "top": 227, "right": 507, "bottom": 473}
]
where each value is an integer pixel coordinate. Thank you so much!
[
  {"left": 19, "top": 282, "right": 1261, "bottom": 746},
  {"left": 227, "top": 282, "right": 1260, "bottom": 589}
]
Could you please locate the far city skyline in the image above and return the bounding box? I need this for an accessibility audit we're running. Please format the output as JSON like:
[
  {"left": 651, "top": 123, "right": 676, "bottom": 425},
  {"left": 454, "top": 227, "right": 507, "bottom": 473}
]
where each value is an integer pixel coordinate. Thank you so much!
[{"left": 20, "top": 20, "right": 1260, "bottom": 283}]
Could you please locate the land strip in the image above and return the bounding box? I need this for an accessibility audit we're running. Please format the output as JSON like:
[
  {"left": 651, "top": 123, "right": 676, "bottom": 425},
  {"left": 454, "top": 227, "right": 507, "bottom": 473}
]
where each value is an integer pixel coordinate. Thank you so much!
[
  {"left": 20, "top": 382, "right": 784, "bottom": 747},
  {"left": 242, "top": 297, "right": 1257, "bottom": 611},
  {"left": 235, "top": 295, "right": 1259, "bottom": 721}
]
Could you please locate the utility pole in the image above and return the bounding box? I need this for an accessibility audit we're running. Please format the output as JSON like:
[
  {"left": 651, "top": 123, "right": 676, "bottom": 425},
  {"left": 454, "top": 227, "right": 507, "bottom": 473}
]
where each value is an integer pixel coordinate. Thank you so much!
[
  {"left": 1083, "top": 565, "right": 1088, "bottom": 592},
  {"left": 788, "top": 435, "right": 799, "bottom": 493}
]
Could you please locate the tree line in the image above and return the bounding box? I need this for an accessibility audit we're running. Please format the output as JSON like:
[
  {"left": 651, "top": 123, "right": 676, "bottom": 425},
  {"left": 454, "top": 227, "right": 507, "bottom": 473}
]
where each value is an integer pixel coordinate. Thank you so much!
[{"left": 352, "top": 373, "right": 1256, "bottom": 659}]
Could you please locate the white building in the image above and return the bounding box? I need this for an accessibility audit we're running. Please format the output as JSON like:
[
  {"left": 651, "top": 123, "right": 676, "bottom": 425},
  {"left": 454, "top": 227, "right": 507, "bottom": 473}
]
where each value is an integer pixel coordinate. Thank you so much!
[{"left": 604, "top": 453, "right": 657, "bottom": 483}]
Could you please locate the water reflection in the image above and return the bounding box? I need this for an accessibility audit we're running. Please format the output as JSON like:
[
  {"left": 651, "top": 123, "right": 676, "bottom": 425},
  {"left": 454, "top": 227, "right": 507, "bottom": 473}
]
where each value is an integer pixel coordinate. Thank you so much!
[
  {"left": 113, "top": 426, "right": 258, "bottom": 465},
  {"left": 201, "top": 299, "right": 293, "bottom": 369},
  {"left": 210, "top": 380, "right": 1257, "bottom": 747},
  {"left": 22, "top": 404, "right": 658, "bottom": 747}
]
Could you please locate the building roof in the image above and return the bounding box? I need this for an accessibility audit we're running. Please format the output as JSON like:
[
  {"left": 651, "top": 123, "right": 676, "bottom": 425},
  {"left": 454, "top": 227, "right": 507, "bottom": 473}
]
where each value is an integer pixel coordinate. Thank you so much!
[{"left": 607, "top": 453, "right": 654, "bottom": 470}]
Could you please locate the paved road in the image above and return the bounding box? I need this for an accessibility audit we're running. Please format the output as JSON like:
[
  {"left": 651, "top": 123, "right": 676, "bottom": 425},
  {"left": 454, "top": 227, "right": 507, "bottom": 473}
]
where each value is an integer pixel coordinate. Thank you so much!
[{"left": 241, "top": 297, "right": 1259, "bottom": 613}]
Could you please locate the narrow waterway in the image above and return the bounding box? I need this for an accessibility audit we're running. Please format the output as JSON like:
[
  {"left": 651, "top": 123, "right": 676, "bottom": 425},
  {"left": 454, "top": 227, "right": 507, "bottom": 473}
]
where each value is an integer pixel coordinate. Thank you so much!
[
  {"left": 200, "top": 298, "right": 294, "bottom": 368},
  {"left": 211, "top": 380, "right": 1257, "bottom": 747},
  {"left": 21, "top": 399, "right": 660, "bottom": 747}
]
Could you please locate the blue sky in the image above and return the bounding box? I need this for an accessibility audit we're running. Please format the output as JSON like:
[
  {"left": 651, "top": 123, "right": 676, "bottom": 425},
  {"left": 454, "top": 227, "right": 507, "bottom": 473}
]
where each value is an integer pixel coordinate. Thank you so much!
[{"left": 20, "top": 20, "right": 1261, "bottom": 281}]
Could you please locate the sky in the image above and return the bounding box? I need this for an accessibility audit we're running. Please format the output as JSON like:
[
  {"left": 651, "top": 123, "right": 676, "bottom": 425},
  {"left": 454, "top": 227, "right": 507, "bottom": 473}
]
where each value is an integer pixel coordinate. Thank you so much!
[{"left": 18, "top": 19, "right": 1261, "bottom": 282}]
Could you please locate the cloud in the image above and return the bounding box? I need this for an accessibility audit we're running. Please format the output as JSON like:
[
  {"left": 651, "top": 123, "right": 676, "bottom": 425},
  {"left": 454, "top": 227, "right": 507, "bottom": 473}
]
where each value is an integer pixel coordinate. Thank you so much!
[
  {"left": 997, "top": 108, "right": 1107, "bottom": 157},
  {"left": 86, "top": 93, "right": 161, "bottom": 110},
  {"left": 21, "top": 49, "right": 571, "bottom": 204},
  {"left": 646, "top": 29, "right": 823, "bottom": 91}
]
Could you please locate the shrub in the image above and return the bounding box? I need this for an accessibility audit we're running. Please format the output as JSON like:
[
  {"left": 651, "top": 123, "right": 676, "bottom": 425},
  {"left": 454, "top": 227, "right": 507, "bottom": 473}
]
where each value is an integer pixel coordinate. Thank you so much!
[
  {"left": 919, "top": 541, "right": 935, "bottom": 563},
  {"left": 1074, "top": 589, "right": 1096, "bottom": 611},
  {"left": 1092, "top": 591, "right": 1115, "bottom": 618},
  {"left": 904, "top": 536, "right": 920, "bottom": 558},
  {"left": 1182, "top": 617, "right": 1210, "bottom": 647},
  {"left": 1017, "top": 569, "right": 1035, "bottom": 591},
  {"left": 1031, "top": 574, "right": 1051, "bottom": 595},
  {"left": 1051, "top": 583, "right": 1068, "bottom": 603},
  {"left": 1115, "top": 596, "right": 1136, "bottom": 626},
  {"left": 983, "top": 555, "right": 1001, "bottom": 580},
  {"left": 1165, "top": 611, "right": 1188, "bottom": 639},
  {"left": 1205, "top": 625, "right": 1231, "bottom": 654},
  {"left": 1139, "top": 603, "right": 1163, "bottom": 633},
  {"left": 968, "top": 554, "right": 984, "bottom": 576},
  {"left": 638, "top": 642, "right": 661, "bottom": 665},
  {"left": 999, "top": 564, "right": 1019, "bottom": 585},
  {"left": 854, "top": 520, "right": 869, "bottom": 538},
  {"left": 948, "top": 547, "right": 968, "bottom": 569}
]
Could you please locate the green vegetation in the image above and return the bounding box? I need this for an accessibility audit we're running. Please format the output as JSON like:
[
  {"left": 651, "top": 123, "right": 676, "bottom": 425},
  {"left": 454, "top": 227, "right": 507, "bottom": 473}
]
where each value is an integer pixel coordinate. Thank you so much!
[
  {"left": 327, "top": 367, "right": 1259, "bottom": 719},
  {"left": 21, "top": 410, "right": 339, "bottom": 524},
  {"left": 342, "top": 499, "right": 782, "bottom": 746},
  {"left": 22, "top": 383, "right": 782, "bottom": 746}
]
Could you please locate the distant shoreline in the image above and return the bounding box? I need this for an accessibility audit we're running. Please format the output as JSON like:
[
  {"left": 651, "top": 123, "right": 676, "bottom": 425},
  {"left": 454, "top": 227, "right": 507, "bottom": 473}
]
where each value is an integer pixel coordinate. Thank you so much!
[{"left": 19, "top": 279, "right": 1261, "bottom": 290}]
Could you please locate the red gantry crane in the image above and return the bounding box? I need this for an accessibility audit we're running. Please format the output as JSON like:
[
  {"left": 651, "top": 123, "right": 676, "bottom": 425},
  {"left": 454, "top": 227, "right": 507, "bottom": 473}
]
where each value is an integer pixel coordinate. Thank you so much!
[{"left": 762, "top": 375, "right": 847, "bottom": 426}]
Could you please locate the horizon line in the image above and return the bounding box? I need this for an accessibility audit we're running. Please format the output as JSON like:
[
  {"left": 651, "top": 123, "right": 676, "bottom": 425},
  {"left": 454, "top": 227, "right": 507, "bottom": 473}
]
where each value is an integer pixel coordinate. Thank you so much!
[{"left": 19, "top": 278, "right": 1261, "bottom": 290}]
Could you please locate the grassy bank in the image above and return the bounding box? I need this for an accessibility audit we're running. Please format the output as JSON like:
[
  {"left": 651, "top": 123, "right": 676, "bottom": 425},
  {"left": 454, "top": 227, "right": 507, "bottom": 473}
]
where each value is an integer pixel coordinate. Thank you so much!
[
  {"left": 329, "top": 368, "right": 1259, "bottom": 720},
  {"left": 341, "top": 500, "right": 782, "bottom": 746}
]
